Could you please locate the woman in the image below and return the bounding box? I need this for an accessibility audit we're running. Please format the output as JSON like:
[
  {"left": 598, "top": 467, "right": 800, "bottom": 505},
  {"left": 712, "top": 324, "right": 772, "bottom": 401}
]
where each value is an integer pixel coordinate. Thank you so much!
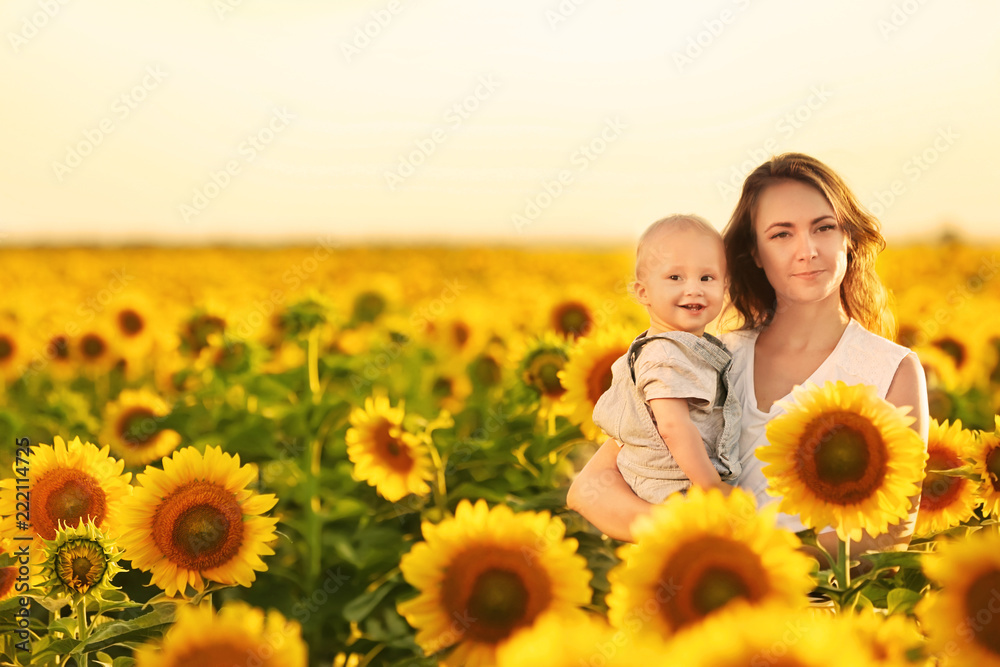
[{"left": 566, "top": 153, "right": 929, "bottom": 557}]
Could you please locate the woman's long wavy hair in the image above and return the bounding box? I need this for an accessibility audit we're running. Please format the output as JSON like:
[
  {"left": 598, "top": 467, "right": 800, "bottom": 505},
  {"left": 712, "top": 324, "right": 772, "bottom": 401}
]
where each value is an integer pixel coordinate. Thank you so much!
[{"left": 721, "top": 153, "right": 895, "bottom": 339}]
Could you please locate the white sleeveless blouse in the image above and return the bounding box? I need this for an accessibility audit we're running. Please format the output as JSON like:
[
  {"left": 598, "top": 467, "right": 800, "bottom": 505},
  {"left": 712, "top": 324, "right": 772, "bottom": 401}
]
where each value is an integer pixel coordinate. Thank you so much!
[{"left": 720, "top": 320, "right": 913, "bottom": 532}]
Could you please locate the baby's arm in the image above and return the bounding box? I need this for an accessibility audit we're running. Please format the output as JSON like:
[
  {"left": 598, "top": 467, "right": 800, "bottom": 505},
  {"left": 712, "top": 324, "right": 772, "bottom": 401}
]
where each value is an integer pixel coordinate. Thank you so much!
[{"left": 648, "top": 397, "right": 732, "bottom": 495}]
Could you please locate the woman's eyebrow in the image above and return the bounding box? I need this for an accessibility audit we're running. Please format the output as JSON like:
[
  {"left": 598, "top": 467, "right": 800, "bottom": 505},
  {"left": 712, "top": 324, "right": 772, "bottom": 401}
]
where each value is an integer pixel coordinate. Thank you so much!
[{"left": 761, "top": 215, "right": 836, "bottom": 233}]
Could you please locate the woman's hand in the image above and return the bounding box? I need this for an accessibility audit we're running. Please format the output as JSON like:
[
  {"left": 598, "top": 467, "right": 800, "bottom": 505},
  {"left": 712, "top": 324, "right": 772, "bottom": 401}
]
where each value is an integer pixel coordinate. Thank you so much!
[{"left": 566, "top": 438, "right": 654, "bottom": 542}]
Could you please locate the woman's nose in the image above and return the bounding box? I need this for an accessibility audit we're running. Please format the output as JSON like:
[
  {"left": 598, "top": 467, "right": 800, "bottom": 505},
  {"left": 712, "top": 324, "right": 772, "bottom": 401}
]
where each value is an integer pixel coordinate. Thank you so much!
[{"left": 797, "top": 234, "right": 818, "bottom": 260}]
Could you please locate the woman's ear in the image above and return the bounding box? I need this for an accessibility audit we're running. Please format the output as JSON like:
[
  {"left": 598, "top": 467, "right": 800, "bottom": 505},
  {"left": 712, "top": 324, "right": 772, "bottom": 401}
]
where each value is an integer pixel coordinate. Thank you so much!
[{"left": 751, "top": 247, "right": 762, "bottom": 269}]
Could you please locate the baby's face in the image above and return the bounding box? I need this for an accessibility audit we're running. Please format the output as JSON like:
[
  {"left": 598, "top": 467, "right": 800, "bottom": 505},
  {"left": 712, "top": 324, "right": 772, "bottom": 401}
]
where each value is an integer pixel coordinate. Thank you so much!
[{"left": 634, "top": 229, "right": 727, "bottom": 336}]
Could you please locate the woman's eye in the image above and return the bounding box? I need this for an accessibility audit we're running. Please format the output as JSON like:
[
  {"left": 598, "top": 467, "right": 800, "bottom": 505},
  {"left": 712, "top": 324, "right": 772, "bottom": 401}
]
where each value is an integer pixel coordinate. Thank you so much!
[
  {"left": 771, "top": 231, "right": 789, "bottom": 239},
  {"left": 818, "top": 224, "right": 836, "bottom": 232}
]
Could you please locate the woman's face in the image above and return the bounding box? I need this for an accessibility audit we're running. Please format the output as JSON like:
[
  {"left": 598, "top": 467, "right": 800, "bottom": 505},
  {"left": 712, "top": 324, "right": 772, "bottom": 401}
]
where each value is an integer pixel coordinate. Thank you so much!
[{"left": 752, "top": 179, "right": 849, "bottom": 310}]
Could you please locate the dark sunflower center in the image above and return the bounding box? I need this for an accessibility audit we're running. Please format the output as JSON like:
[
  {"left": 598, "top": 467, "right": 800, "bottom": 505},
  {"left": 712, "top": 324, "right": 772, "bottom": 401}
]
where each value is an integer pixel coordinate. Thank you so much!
[
  {"left": 177, "top": 643, "right": 264, "bottom": 667},
  {"left": 118, "top": 309, "right": 144, "bottom": 336},
  {"left": 0, "top": 336, "right": 13, "bottom": 361},
  {"left": 71, "top": 556, "right": 93, "bottom": 580},
  {"left": 813, "top": 425, "right": 870, "bottom": 484},
  {"left": 0, "top": 567, "right": 17, "bottom": 598},
  {"left": 795, "top": 411, "right": 889, "bottom": 506},
  {"left": 432, "top": 377, "right": 454, "bottom": 398},
  {"left": 352, "top": 291, "right": 386, "bottom": 324},
  {"left": 553, "top": 302, "right": 592, "bottom": 338},
  {"left": 55, "top": 541, "right": 107, "bottom": 593},
  {"left": 896, "top": 325, "right": 919, "bottom": 348},
  {"left": 175, "top": 506, "right": 229, "bottom": 558},
  {"left": 81, "top": 334, "right": 107, "bottom": 359},
  {"left": 659, "top": 536, "right": 767, "bottom": 630},
  {"left": 35, "top": 470, "right": 108, "bottom": 540},
  {"left": 986, "top": 446, "right": 1000, "bottom": 481},
  {"left": 964, "top": 570, "right": 1000, "bottom": 656},
  {"left": 441, "top": 546, "right": 553, "bottom": 645},
  {"left": 215, "top": 342, "right": 247, "bottom": 373},
  {"left": 467, "top": 569, "right": 529, "bottom": 632},
  {"left": 118, "top": 408, "right": 160, "bottom": 446},
  {"left": 151, "top": 480, "right": 244, "bottom": 571},
  {"left": 49, "top": 336, "right": 70, "bottom": 360},
  {"left": 934, "top": 337, "right": 966, "bottom": 368},
  {"left": 990, "top": 340, "right": 1000, "bottom": 384},
  {"left": 920, "top": 448, "right": 964, "bottom": 512},
  {"left": 452, "top": 322, "right": 470, "bottom": 349},
  {"left": 586, "top": 351, "right": 621, "bottom": 406},
  {"left": 373, "top": 421, "right": 414, "bottom": 472},
  {"left": 186, "top": 315, "right": 226, "bottom": 353},
  {"left": 526, "top": 351, "right": 567, "bottom": 398},
  {"left": 470, "top": 355, "right": 501, "bottom": 387},
  {"left": 691, "top": 567, "right": 752, "bottom": 615}
]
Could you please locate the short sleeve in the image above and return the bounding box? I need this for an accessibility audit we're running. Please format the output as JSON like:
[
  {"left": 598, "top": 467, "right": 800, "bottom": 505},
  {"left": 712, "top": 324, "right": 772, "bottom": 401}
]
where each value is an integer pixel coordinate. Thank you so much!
[{"left": 633, "top": 338, "right": 716, "bottom": 405}]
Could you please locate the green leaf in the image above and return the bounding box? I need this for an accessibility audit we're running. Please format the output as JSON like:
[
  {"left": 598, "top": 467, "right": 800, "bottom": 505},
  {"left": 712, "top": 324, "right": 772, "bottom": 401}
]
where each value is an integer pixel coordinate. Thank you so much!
[
  {"left": 343, "top": 582, "right": 399, "bottom": 623},
  {"left": 887, "top": 587, "right": 922, "bottom": 616},
  {"left": 857, "top": 550, "right": 924, "bottom": 574},
  {"left": 76, "top": 604, "right": 177, "bottom": 655},
  {"left": 32, "top": 636, "right": 81, "bottom": 663}
]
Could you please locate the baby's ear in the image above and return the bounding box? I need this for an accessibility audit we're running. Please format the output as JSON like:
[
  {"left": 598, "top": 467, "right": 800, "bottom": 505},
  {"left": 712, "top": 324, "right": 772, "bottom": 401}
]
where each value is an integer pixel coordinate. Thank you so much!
[{"left": 632, "top": 280, "right": 648, "bottom": 304}]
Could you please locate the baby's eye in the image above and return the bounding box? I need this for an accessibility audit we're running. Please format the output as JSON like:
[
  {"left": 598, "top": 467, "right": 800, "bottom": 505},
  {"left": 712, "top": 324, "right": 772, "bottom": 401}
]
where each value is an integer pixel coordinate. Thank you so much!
[
  {"left": 668, "top": 275, "right": 681, "bottom": 281},
  {"left": 701, "top": 275, "right": 715, "bottom": 282}
]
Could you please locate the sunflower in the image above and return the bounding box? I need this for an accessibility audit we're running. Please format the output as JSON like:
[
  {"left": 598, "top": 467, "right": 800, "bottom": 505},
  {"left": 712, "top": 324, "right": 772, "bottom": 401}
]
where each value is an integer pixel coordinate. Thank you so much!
[
  {"left": 838, "top": 608, "right": 926, "bottom": 666},
  {"left": 914, "top": 419, "right": 979, "bottom": 536},
  {"left": 0, "top": 563, "right": 16, "bottom": 602},
  {"left": 559, "top": 327, "right": 633, "bottom": 441},
  {"left": 429, "top": 366, "right": 474, "bottom": 414},
  {"left": 133, "top": 600, "right": 307, "bottom": 667},
  {"left": 0, "top": 436, "right": 132, "bottom": 581},
  {"left": 179, "top": 310, "right": 227, "bottom": 357},
  {"left": 346, "top": 392, "right": 434, "bottom": 502},
  {"left": 666, "top": 601, "right": 871, "bottom": 667},
  {"left": 496, "top": 611, "right": 668, "bottom": 667},
  {"left": 971, "top": 416, "right": 1000, "bottom": 518},
  {"left": 919, "top": 528, "right": 1000, "bottom": 666},
  {"left": 397, "top": 499, "right": 592, "bottom": 667},
  {"left": 77, "top": 327, "right": 117, "bottom": 374},
  {"left": 117, "top": 446, "right": 278, "bottom": 597},
  {"left": 41, "top": 333, "right": 76, "bottom": 381},
  {"left": 101, "top": 388, "right": 182, "bottom": 467},
  {"left": 550, "top": 300, "right": 594, "bottom": 339},
  {"left": 0, "top": 317, "right": 26, "bottom": 383},
  {"left": 39, "top": 519, "right": 124, "bottom": 601},
  {"left": 511, "top": 333, "right": 572, "bottom": 417},
  {"left": 605, "top": 487, "right": 815, "bottom": 639},
  {"left": 760, "top": 381, "right": 927, "bottom": 542}
]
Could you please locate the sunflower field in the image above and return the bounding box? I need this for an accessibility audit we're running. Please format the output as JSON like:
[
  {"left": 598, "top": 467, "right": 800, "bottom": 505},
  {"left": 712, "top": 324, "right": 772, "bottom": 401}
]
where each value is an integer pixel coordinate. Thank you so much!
[{"left": 1, "top": 242, "right": 999, "bottom": 667}]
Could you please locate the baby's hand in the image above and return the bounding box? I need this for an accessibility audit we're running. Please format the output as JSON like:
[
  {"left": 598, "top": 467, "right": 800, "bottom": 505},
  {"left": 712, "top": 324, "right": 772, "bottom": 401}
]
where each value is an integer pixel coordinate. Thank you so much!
[{"left": 713, "top": 481, "right": 734, "bottom": 497}]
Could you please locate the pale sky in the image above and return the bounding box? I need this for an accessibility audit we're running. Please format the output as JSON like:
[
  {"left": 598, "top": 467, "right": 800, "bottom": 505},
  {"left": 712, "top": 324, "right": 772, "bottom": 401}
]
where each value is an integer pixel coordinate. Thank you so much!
[{"left": 2, "top": 0, "right": 998, "bottom": 245}]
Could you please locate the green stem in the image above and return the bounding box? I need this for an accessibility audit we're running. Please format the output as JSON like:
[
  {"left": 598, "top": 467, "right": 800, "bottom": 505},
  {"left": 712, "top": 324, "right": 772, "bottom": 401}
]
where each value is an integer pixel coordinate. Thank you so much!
[
  {"left": 424, "top": 437, "right": 449, "bottom": 518},
  {"left": 76, "top": 598, "right": 89, "bottom": 667},
  {"left": 307, "top": 327, "right": 321, "bottom": 400},
  {"left": 306, "top": 435, "right": 322, "bottom": 592}
]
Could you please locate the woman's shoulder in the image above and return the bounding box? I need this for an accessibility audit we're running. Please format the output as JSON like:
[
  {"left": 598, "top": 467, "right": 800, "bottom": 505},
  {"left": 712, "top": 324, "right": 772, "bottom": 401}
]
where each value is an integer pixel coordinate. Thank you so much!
[
  {"left": 835, "top": 320, "right": 914, "bottom": 397},
  {"left": 718, "top": 327, "right": 760, "bottom": 357}
]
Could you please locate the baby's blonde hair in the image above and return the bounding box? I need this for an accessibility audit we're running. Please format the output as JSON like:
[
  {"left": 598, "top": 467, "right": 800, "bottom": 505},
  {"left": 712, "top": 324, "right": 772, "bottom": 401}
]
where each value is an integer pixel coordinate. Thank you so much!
[{"left": 635, "top": 214, "right": 721, "bottom": 281}]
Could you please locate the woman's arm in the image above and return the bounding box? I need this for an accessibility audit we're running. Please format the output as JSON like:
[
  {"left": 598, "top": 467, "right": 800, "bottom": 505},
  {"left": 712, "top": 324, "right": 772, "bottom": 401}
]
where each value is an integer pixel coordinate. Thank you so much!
[
  {"left": 815, "top": 351, "right": 929, "bottom": 559},
  {"left": 566, "top": 438, "right": 654, "bottom": 542}
]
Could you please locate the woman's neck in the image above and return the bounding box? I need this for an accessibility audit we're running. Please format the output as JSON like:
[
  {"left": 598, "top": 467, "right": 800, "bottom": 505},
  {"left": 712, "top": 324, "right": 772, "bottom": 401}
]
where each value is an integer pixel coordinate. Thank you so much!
[{"left": 763, "top": 299, "right": 850, "bottom": 351}]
